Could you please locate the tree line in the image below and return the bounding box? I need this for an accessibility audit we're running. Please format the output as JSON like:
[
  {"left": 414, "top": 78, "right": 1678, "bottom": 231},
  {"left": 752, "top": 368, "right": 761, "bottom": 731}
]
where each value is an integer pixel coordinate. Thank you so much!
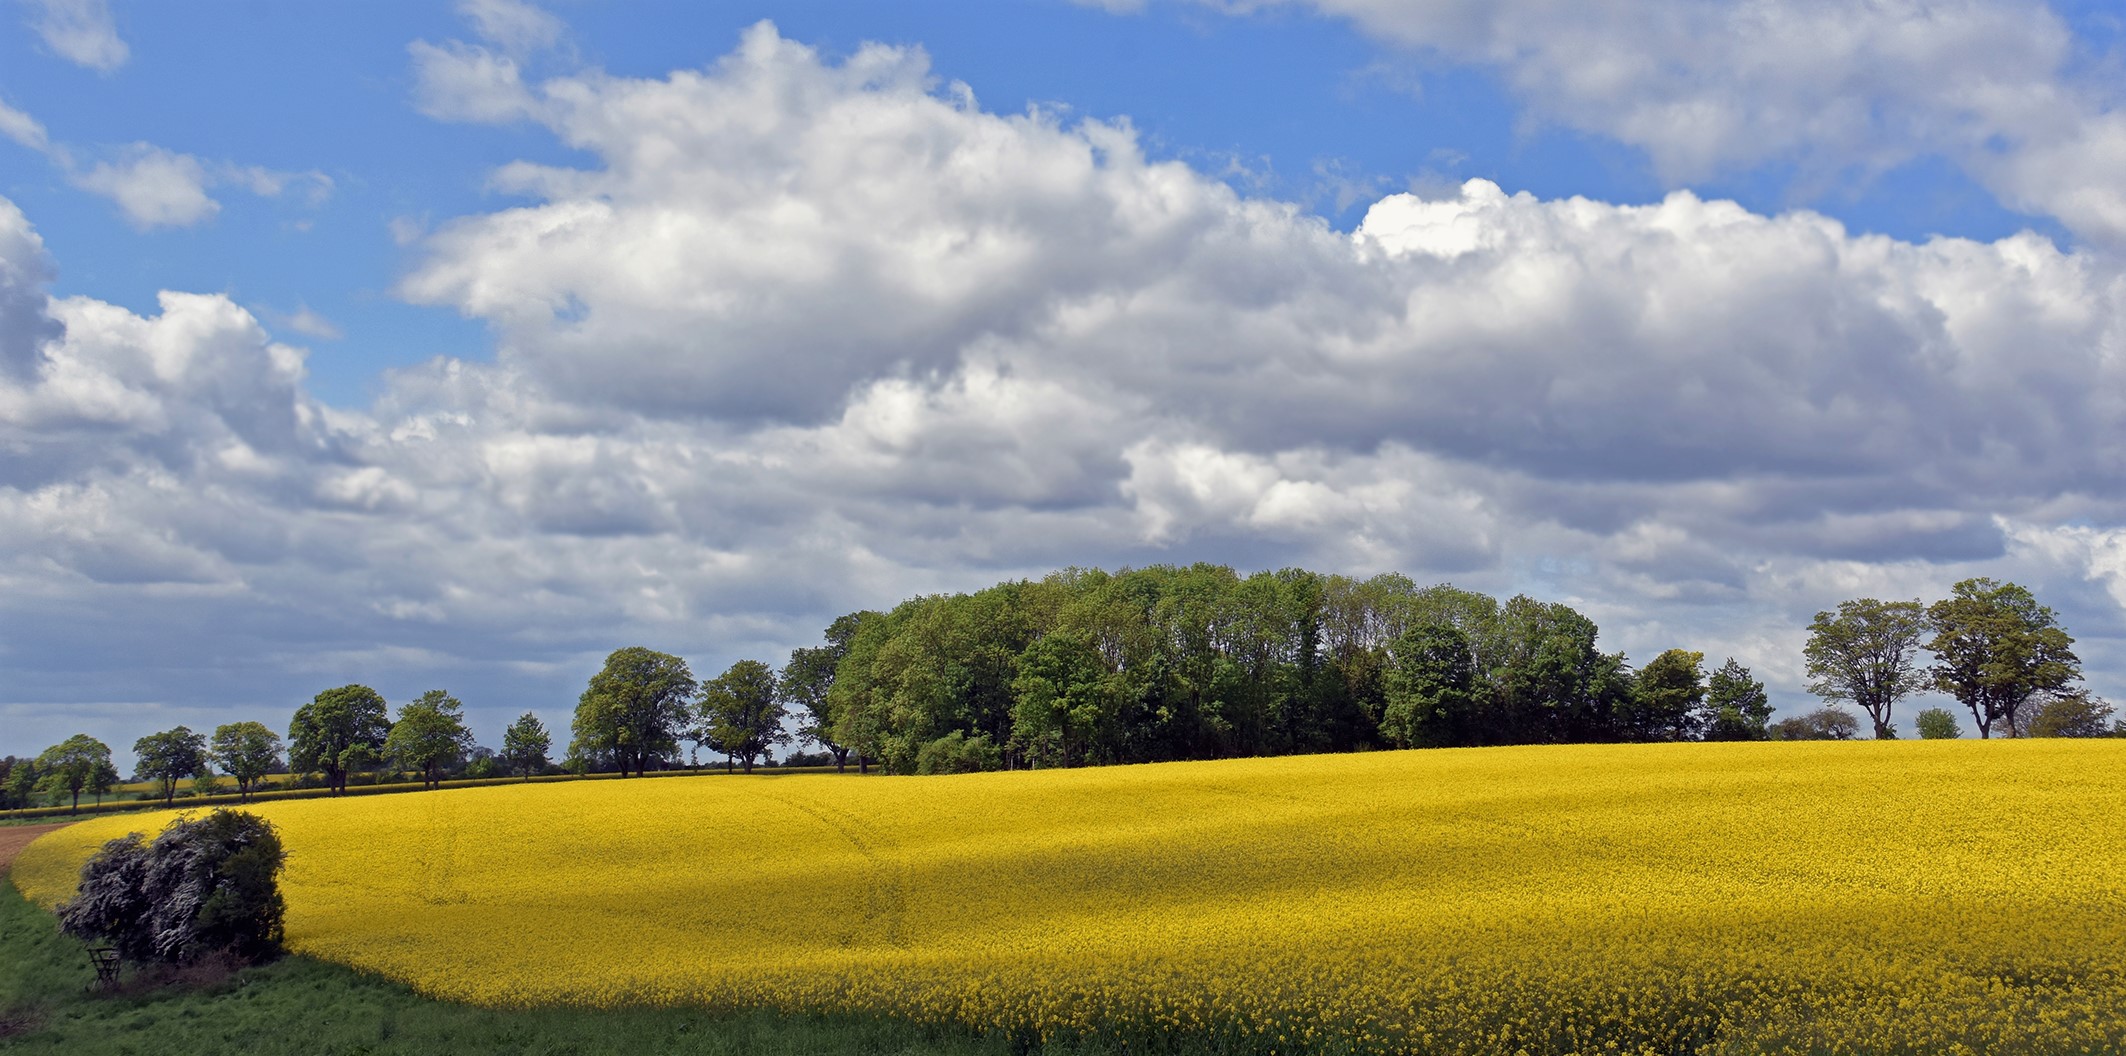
[{"left": 8, "top": 567, "right": 2120, "bottom": 810}]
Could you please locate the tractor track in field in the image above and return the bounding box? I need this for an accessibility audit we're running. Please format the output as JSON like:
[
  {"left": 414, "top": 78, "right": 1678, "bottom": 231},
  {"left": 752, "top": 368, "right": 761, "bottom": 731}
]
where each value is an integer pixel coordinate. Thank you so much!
[{"left": 762, "top": 792, "right": 909, "bottom": 950}]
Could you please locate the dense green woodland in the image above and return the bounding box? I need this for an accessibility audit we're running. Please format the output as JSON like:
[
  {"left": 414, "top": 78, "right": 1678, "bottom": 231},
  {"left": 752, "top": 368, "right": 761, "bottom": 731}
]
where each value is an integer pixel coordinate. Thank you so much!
[
  {"left": 753, "top": 565, "right": 1773, "bottom": 775},
  {"left": 7, "top": 567, "right": 2120, "bottom": 811}
]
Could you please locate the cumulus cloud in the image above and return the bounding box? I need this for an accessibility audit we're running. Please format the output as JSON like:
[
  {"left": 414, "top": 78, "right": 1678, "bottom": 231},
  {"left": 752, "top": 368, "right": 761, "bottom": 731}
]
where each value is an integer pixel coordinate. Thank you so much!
[
  {"left": 8, "top": 21, "right": 2126, "bottom": 759},
  {"left": 1144, "top": 0, "right": 2126, "bottom": 244},
  {"left": 24, "top": 0, "right": 128, "bottom": 73}
]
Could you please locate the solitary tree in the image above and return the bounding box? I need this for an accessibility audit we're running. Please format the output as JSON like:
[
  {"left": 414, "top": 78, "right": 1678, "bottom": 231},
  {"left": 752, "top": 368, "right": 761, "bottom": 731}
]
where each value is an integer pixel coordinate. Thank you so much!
[
  {"left": 699, "top": 659, "right": 787, "bottom": 773},
  {"left": 1926, "top": 578, "right": 2080, "bottom": 738},
  {"left": 500, "top": 712, "right": 551, "bottom": 779},
  {"left": 385, "top": 690, "right": 474, "bottom": 789},
  {"left": 211, "top": 722, "right": 284, "bottom": 802},
  {"left": 1804, "top": 598, "right": 1929, "bottom": 739},
  {"left": 288, "top": 685, "right": 391, "bottom": 794},
  {"left": 1626, "top": 649, "right": 1706, "bottom": 741},
  {"left": 573, "top": 647, "right": 696, "bottom": 776},
  {"left": 35, "top": 734, "right": 114, "bottom": 814},
  {"left": 133, "top": 726, "right": 210, "bottom": 806},
  {"left": 1914, "top": 707, "right": 1962, "bottom": 740},
  {"left": 1700, "top": 658, "right": 1773, "bottom": 741}
]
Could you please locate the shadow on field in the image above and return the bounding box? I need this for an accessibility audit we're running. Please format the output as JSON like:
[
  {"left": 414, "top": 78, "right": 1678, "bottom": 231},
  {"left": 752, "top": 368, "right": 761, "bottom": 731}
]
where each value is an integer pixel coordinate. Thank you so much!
[{"left": 0, "top": 870, "right": 1082, "bottom": 1056}]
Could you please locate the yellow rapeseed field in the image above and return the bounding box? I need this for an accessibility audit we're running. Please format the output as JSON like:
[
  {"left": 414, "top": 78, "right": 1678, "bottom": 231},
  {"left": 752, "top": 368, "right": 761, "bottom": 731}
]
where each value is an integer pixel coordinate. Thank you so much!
[{"left": 14, "top": 740, "right": 2126, "bottom": 1055}]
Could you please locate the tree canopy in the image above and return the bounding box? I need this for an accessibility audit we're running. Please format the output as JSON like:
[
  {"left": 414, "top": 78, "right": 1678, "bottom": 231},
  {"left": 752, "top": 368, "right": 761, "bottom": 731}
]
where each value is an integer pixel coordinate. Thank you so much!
[
  {"left": 501, "top": 712, "right": 551, "bottom": 779},
  {"left": 1926, "top": 578, "right": 2081, "bottom": 738},
  {"left": 35, "top": 734, "right": 114, "bottom": 813},
  {"left": 572, "top": 647, "right": 696, "bottom": 777},
  {"left": 1804, "top": 598, "right": 1929, "bottom": 739},
  {"left": 386, "top": 690, "right": 474, "bottom": 789},
  {"left": 288, "top": 684, "right": 391, "bottom": 794},
  {"left": 210, "top": 721, "right": 284, "bottom": 802},
  {"left": 133, "top": 726, "right": 210, "bottom": 806},
  {"left": 699, "top": 659, "right": 786, "bottom": 773}
]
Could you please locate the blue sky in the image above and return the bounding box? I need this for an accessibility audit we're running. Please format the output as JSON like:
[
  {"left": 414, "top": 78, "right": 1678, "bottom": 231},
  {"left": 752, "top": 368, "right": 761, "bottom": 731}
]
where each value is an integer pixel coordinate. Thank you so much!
[{"left": 5, "top": 0, "right": 2126, "bottom": 764}]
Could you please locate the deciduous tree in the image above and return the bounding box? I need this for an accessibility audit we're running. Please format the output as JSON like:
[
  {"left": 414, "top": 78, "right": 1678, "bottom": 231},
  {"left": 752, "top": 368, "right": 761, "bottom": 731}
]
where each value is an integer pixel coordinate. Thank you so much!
[
  {"left": 35, "top": 734, "right": 113, "bottom": 814},
  {"left": 1627, "top": 649, "right": 1706, "bottom": 741},
  {"left": 573, "top": 647, "right": 695, "bottom": 776},
  {"left": 1768, "top": 707, "right": 1860, "bottom": 741},
  {"left": 210, "top": 722, "right": 284, "bottom": 802},
  {"left": 1804, "top": 598, "right": 1929, "bottom": 739},
  {"left": 1926, "top": 578, "right": 2080, "bottom": 738},
  {"left": 1380, "top": 623, "right": 1478, "bottom": 748},
  {"left": 699, "top": 659, "right": 786, "bottom": 773},
  {"left": 500, "top": 712, "right": 551, "bottom": 779},
  {"left": 385, "top": 690, "right": 474, "bottom": 789},
  {"left": 1700, "top": 658, "right": 1773, "bottom": 741},
  {"left": 288, "top": 685, "right": 390, "bottom": 794},
  {"left": 781, "top": 613, "right": 867, "bottom": 771},
  {"left": 2027, "top": 689, "right": 2114, "bottom": 738},
  {"left": 1914, "top": 707, "right": 1961, "bottom": 739},
  {"left": 133, "top": 726, "right": 209, "bottom": 806}
]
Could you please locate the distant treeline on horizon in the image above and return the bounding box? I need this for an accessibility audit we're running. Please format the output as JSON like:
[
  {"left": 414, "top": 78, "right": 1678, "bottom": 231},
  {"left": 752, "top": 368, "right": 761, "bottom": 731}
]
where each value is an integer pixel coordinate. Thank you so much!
[{"left": 9, "top": 563, "right": 2119, "bottom": 813}]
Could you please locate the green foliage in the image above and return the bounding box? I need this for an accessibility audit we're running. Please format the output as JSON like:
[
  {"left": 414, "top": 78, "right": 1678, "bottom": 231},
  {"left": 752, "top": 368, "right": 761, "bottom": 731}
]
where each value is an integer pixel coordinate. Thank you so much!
[
  {"left": 1804, "top": 598, "right": 1929, "bottom": 740},
  {"left": 572, "top": 647, "right": 696, "bottom": 776},
  {"left": 287, "top": 685, "right": 390, "bottom": 794},
  {"left": 1626, "top": 649, "right": 1706, "bottom": 742},
  {"left": 501, "top": 712, "right": 551, "bottom": 779},
  {"left": 57, "top": 809, "right": 287, "bottom": 965},
  {"left": 1926, "top": 578, "right": 2080, "bottom": 738},
  {"left": 914, "top": 731, "right": 1002, "bottom": 774},
  {"left": 796, "top": 566, "right": 1664, "bottom": 771},
  {"left": 781, "top": 613, "right": 866, "bottom": 771},
  {"left": 2028, "top": 690, "right": 2116, "bottom": 738},
  {"left": 34, "top": 734, "right": 114, "bottom": 813},
  {"left": 1768, "top": 707, "right": 1861, "bottom": 741},
  {"left": 132, "top": 726, "right": 209, "bottom": 806},
  {"left": 1380, "top": 623, "right": 1477, "bottom": 748},
  {"left": 209, "top": 721, "right": 283, "bottom": 802},
  {"left": 1915, "top": 707, "right": 1962, "bottom": 740},
  {"left": 698, "top": 659, "right": 787, "bottom": 773},
  {"left": 1701, "top": 658, "right": 1773, "bottom": 741},
  {"left": 384, "top": 690, "right": 474, "bottom": 789},
  {"left": 464, "top": 754, "right": 502, "bottom": 779}
]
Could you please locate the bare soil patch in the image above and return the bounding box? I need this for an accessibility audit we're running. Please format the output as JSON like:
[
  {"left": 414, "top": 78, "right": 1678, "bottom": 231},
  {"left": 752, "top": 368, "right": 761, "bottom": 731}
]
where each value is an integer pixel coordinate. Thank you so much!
[{"left": 0, "top": 823, "right": 70, "bottom": 875}]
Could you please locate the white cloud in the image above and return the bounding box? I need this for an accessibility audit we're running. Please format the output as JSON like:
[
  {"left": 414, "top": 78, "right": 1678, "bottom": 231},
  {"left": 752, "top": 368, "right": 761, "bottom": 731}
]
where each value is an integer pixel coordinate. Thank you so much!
[
  {"left": 0, "top": 97, "right": 335, "bottom": 230},
  {"left": 71, "top": 145, "right": 219, "bottom": 228},
  {"left": 25, "top": 0, "right": 128, "bottom": 73},
  {"left": 0, "top": 98, "right": 50, "bottom": 153},
  {"left": 1158, "top": 0, "right": 2126, "bottom": 244},
  {"left": 10, "top": 21, "right": 2126, "bottom": 756},
  {"left": 459, "top": 0, "right": 566, "bottom": 58}
]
